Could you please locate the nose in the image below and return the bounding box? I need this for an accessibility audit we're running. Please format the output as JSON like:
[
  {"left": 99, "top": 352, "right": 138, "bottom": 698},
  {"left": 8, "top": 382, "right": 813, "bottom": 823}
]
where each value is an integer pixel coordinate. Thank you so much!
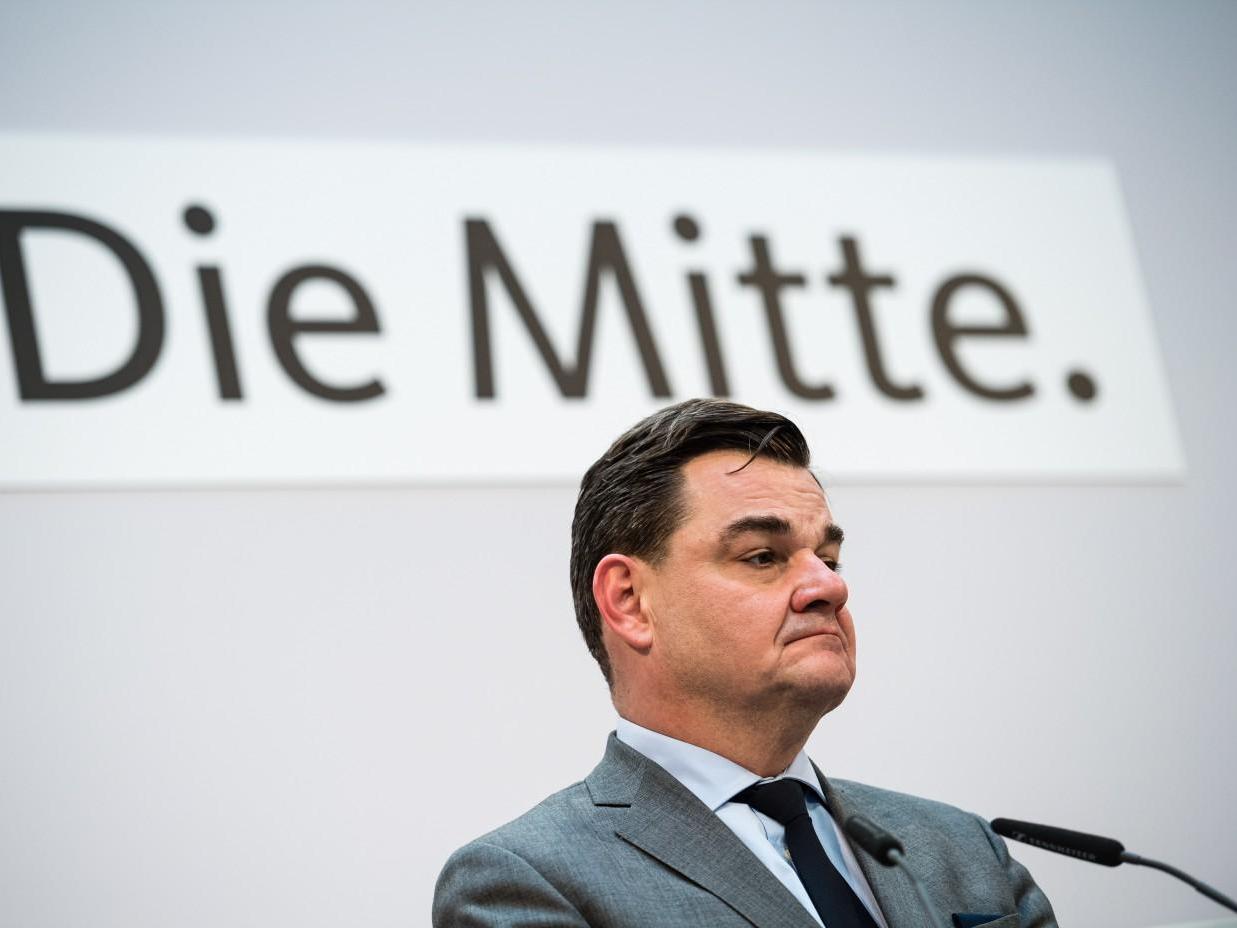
[{"left": 789, "top": 550, "right": 848, "bottom": 615}]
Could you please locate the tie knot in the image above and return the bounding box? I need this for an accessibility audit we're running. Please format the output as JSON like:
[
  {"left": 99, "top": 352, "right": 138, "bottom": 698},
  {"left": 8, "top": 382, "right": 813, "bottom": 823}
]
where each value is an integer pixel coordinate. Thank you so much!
[{"left": 733, "top": 778, "right": 810, "bottom": 825}]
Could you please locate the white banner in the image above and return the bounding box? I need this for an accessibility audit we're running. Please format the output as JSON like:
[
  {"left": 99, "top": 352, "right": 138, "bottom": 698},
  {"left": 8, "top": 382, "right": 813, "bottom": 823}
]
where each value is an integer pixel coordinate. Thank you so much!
[{"left": 0, "top": 135, "right": 1183, "bottom": 485}]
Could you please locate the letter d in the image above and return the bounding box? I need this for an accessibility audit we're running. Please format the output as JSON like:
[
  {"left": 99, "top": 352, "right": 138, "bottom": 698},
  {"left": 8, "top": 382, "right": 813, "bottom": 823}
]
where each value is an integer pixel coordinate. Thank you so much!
[{"left": 0, "top": 210, "right": 164, "bottom": 399}]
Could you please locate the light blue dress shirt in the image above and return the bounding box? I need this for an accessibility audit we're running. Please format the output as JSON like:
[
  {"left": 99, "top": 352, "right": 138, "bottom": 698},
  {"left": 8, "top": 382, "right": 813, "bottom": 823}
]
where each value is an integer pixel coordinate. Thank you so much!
[{"left": 616, "top": 717, "right": 889, "bottom": 928}]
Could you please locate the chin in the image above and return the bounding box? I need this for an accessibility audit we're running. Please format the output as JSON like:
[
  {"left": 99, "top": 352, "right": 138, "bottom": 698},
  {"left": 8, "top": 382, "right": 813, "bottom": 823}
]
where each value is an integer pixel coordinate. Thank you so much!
[
  {"left": 782, "top": 671, "right": 854, "bottom": 714},
  {"left": 793, "top": 644, "right": 854, "bottom": 680}
]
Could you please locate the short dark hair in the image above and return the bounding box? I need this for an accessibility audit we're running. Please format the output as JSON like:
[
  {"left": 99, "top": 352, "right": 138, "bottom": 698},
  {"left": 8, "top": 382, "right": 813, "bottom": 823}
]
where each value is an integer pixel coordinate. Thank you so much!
[{"left": 570, "top": 399, "right": 812, "bottom": 684}]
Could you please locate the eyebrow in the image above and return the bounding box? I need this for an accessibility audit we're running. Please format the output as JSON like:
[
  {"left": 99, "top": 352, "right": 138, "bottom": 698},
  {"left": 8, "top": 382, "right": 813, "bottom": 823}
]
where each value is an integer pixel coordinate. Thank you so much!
[{"left": 719, "top": 515, "right": 845, "bottom": 547}]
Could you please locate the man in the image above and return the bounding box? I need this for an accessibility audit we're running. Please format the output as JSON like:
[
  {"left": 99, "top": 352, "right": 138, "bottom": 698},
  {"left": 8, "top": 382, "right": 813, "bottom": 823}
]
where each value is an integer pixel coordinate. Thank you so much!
[{"left": 434, "top": 399, "right": 1056, "bottom": 927}]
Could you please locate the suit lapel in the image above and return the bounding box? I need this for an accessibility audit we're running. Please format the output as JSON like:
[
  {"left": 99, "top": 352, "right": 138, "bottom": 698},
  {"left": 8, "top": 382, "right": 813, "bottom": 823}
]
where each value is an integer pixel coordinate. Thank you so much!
[
  {"left": 817, "top": 770, "right": 922, "bottom": 927},
  {"left": 589, "top": 735, "right": 819, "bottom": 928}
]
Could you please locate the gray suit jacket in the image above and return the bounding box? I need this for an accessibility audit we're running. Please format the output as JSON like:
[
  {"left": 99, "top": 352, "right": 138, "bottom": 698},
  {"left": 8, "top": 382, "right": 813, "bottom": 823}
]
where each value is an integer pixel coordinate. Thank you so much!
[{"left": 433, "top": 735, "right": 1057, "bottom": 927}]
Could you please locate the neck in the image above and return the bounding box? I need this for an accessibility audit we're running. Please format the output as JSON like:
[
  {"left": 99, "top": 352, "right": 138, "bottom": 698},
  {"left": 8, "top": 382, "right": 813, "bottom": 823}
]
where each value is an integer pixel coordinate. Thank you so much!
[{"left": 617, "top": 693, "right": 822, "bottom": 777}]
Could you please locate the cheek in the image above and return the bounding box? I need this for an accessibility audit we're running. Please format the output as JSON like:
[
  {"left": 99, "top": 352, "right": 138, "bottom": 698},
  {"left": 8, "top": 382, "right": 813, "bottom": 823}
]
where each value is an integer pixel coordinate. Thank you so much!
[
  {"left": 838, "top": 606, "right": 858, "bottom": 655},
  {"left": 667, "top": 580, "right": 769, "bottom": 650}
]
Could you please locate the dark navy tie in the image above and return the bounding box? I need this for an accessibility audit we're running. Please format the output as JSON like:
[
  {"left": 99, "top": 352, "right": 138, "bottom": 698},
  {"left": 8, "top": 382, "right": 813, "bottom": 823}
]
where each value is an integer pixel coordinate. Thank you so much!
[{"left": 734, "top": 779, "right": 879, "bottom": 928}]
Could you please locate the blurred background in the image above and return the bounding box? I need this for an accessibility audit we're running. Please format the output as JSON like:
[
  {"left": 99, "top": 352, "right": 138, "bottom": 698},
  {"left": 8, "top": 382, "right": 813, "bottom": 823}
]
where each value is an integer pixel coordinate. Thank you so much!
[{"left": 1, "top": 2, "right": 1235, "bottom": 926}]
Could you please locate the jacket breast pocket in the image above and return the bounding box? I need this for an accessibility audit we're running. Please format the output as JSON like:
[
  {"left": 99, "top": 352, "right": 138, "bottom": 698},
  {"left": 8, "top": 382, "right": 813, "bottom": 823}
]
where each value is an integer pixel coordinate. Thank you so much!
[{"left": 953, "top": 916, "right": 1019, "bottom": 928}]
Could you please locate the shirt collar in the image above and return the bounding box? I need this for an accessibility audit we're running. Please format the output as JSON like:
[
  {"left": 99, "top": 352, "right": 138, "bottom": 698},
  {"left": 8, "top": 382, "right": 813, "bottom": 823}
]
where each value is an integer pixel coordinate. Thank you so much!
[{"left": 615, "top": 716, "right": 826, "bottom": 812}]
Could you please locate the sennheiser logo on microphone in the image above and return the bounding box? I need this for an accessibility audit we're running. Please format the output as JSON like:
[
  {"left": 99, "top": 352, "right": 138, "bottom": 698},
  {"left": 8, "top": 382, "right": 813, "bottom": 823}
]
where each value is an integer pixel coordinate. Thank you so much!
[{"left": 1010, "top": 831, "right": 1098, "bottom": 862}]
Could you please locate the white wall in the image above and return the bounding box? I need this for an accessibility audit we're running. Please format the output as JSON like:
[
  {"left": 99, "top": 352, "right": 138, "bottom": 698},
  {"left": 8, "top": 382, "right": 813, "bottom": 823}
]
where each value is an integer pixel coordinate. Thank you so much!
[{"left": 1, "top": 2, "right": 1235, "bottom": 926}]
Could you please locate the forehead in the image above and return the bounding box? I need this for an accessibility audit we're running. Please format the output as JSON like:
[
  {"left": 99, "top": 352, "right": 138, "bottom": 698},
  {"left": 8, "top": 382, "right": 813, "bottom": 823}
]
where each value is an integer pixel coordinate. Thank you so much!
[{"left": 677, "top": 450, "right": 830, "bottom": 534}]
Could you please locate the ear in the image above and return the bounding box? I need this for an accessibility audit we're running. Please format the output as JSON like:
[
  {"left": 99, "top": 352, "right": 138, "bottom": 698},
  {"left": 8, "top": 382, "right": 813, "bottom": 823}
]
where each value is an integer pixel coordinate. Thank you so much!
[{"left": 593, "top": 553, "right": 653, "bottom": 653}]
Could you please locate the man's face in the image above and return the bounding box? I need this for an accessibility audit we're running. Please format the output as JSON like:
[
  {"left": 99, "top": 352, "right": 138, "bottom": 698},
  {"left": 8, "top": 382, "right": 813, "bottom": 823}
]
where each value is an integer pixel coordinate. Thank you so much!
[{"left": 640, "top": 449, "right": 856, "bottom": 717}]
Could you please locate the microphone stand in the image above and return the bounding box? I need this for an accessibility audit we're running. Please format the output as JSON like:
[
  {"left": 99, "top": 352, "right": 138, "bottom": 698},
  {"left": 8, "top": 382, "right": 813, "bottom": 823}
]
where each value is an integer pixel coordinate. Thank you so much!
[
  {"left": 1120, "top": 851, "right": 1237, "bottom": 914},
  {"left": 845, "top": 815, "right": 950, "bottom": 928},
  {"left": 884, "top": 844, "right": 949, "bottom": 928}
]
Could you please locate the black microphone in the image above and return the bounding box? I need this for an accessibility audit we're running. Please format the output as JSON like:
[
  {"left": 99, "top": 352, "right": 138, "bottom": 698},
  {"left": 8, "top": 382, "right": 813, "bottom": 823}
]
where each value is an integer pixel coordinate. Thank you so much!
[
  {"left": 844, "top": 816, "right": 948, "bottom": 928},
  {"left": 990, "top": 818, "right": 1124, "bottom": 866},
  {"left": 845, "top": 814, "right": 904, "bottom": 864},
  {"left": 992, "top": 817, "right": 1237, "bottom": 914}
]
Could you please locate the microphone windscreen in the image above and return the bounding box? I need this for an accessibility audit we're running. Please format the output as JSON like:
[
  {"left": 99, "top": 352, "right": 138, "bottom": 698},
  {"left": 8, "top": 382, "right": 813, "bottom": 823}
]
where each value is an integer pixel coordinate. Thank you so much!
[
  {"left": 844, "top": 815, "right": 904, "bottom": 866},
  {"left": 991, "top": 817, "right": 1125, "bottom": 867}
]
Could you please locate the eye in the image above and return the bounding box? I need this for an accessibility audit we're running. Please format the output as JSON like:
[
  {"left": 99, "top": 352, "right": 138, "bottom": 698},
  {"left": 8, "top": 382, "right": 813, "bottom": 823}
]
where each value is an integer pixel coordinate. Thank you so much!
[
  {"left": 743, "top": 550, "right": 777, "bottom": 567},
  {"left": 819, "top": 554, "right": 843, "bottom": 573}
]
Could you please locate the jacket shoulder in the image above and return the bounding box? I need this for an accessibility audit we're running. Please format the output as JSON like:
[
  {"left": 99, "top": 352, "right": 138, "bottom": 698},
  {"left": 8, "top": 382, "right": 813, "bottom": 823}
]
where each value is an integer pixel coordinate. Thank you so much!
[
  {"left": 433, "top": 779, "right": 638, "bottom": 927},
  {"left": 433, "top": 783, "right": 597, "bottom": 927},
  {"left": 454, "top": 779, "right": 597, "bottom": 857}
]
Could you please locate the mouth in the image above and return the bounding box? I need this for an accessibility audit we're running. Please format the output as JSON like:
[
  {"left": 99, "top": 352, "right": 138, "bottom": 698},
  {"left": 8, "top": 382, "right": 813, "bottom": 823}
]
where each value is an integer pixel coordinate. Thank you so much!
[{"left": 783, "top": 627, "right": 844, "bottom": 647}]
